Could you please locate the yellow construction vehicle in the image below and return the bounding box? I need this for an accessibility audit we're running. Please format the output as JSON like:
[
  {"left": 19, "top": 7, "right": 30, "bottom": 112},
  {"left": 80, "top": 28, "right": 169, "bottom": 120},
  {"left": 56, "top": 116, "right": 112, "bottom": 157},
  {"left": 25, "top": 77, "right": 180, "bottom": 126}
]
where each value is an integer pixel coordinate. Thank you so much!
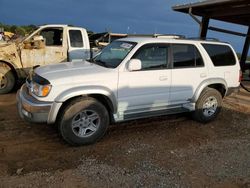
[{"left": 3, "top": 31, "right": 15, "bottom": 40}]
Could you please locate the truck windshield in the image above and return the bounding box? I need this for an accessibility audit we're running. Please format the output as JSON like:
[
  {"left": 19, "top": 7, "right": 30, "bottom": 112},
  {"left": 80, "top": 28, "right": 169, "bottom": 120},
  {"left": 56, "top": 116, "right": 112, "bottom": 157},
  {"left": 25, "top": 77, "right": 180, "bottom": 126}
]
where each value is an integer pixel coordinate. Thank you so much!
[{"left": 93, "top": 41, "right": 136, "bottom": 68}]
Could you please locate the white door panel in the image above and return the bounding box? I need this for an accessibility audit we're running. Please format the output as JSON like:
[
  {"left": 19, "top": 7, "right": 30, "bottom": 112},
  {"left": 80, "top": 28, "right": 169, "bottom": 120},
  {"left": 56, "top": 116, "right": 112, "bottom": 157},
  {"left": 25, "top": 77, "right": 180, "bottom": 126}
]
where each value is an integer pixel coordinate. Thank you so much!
[
  {"left": 118, "top": 43, "right": 171, "bottom": 113},
  {"left": 118, "top": 70, "right": 171, "bottom": 112},
  {"left": 68, "top": 29, "right": 90, "bottom": 61},
  {"left": 170, "top": 43, "right": 208, "bottom": 104},
  {"left": 170, "top": 68, "right": 207, "bottom": 104}
]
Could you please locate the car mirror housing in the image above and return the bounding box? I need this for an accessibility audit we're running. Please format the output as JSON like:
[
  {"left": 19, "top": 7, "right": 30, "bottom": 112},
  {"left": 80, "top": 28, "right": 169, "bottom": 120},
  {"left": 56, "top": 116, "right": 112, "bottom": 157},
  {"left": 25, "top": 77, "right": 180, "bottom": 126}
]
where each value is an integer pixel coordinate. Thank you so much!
[{"left": 128, "top": 59, "right": 142, "bottom": 71}]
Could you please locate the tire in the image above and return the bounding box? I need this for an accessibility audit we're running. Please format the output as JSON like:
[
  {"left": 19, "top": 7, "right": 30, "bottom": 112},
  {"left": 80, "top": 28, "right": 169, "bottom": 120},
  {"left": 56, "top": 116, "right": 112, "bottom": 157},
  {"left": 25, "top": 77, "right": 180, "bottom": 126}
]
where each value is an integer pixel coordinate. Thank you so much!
[
  {"left": 58, "top": 97, "right": 109, "bottom": 146},
  {"left": 192, "top": 88, "right": 222, "bottom": 123},
  {"left": 0, "top": 63, "right": 15, "bottom": 94}
]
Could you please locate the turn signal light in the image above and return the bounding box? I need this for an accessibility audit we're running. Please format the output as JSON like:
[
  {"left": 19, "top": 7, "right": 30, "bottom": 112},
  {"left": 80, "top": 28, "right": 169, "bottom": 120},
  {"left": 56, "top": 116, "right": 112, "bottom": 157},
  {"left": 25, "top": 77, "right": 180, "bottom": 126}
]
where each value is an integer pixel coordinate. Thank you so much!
[{"left": 41, "top": 85, "right": 52, "bottom": 97}]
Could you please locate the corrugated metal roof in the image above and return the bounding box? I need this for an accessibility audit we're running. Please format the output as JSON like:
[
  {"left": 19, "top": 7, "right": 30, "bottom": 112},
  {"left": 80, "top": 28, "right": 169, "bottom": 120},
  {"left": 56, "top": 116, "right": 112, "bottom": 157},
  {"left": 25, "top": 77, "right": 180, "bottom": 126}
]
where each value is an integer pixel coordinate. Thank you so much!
[
  {"left": 173, "top": 0, "right": 234, "bottom": 10},
  {"left": 173, "top": 0, "right": 250, "bottom": 26}
]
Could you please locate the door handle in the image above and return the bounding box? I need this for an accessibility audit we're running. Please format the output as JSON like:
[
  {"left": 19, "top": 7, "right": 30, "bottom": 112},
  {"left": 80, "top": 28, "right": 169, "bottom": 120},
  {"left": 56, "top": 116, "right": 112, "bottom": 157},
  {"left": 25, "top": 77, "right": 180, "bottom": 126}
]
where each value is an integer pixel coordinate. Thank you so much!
[
  {"left": 200, "top": 73, "right": 207, "bottom": 78},
  {"left": 55, "top": 51, "right": 63, "bottom": 56},
  {"left": 159, "top": 76, "right": 168, "bottom": 81}
]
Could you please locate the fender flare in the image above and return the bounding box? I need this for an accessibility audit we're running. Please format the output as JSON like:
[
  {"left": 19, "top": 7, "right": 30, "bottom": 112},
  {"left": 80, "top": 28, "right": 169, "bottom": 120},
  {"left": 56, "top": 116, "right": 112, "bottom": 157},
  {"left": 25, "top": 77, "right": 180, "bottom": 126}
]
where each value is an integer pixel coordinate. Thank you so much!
[
  {"left": 191, "top": 78, "right": 227, "bottom": 102},
  {"left": 55, "top": 85, "right": 118, "bottom": 113},
  {"left": 47, "top": 85, "right": 118, "bottom": 124}
]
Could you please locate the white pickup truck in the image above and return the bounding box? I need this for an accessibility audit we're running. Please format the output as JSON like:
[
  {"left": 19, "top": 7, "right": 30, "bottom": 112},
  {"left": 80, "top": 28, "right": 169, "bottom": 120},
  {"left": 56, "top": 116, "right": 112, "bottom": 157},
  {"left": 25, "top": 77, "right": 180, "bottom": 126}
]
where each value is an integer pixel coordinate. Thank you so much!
[
  {"left": 0, "top": 24, "right": 102, "bottom": 94},
  {"left": 17, "top": 37, "right": 241, "bottom": 146}
]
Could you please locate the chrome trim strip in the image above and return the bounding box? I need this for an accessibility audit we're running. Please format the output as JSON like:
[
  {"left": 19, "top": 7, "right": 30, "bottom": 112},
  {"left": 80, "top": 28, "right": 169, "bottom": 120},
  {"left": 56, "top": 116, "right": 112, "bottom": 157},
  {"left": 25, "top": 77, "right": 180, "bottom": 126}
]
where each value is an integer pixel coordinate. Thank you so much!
[{"left": 114, "top": 104, "right": 190, "bottom": 122}]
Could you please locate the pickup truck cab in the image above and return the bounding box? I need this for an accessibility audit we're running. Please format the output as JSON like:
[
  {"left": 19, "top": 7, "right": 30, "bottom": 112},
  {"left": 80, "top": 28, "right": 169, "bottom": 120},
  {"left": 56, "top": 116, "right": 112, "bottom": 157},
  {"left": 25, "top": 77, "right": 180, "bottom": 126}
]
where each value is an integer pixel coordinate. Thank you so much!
[
  {"left": 0, "top": 24, "right": 99, "bottom": 94},
  {"left": 17, "top": 37, "right": 241, "bottom": 145}
]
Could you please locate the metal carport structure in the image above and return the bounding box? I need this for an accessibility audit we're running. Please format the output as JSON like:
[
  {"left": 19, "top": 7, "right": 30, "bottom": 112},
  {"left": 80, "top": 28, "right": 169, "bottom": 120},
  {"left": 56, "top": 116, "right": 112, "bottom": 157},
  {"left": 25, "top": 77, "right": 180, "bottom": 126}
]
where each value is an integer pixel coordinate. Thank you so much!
[{"left": 172, "top": 0, "right": 250, "bottom": 72}]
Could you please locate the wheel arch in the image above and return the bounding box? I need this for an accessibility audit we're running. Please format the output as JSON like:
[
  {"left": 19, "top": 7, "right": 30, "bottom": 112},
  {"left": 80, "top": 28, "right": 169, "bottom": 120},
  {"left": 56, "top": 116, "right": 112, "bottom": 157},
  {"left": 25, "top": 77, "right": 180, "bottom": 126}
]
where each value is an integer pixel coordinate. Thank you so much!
[
  {"left": 48, "top": 86, "right": 117, "bottom": 124},
  {"left": 207, "top": 83, "right": 226, "bottom": 97},
  {"left": 192, "top": 78, "right": 227, "bottom": 102},
  {"left": 88, "top": 94, "right": 115, "bottom": 119},
  {"left": 0, "top": 60, "right": 19, "bottom": 81}
]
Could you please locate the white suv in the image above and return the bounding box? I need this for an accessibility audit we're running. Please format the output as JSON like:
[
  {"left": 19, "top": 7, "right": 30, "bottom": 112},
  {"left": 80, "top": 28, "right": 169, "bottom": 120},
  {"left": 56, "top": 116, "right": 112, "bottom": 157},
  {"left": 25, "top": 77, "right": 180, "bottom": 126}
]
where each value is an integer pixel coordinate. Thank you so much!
[{"left": 17, "top": 37, "right": 241, "bottom": 145}]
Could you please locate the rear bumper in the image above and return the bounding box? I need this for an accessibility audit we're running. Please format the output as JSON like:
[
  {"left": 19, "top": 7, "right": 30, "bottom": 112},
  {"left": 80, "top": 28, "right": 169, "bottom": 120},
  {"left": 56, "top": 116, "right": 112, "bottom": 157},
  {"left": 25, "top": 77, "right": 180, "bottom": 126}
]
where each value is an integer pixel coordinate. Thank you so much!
[
  {"left": 17, "top": 85, "right": 53, "bottom": 123},
  {"left": 226, "top": 87, "right": 240, "bottom": 96}
]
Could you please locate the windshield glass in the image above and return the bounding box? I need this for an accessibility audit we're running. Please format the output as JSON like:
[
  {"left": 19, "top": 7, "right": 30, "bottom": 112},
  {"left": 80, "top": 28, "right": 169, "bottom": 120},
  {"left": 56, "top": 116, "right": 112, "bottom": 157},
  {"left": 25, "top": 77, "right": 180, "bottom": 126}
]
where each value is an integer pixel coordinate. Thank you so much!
[{"left": 93, "top": 41, "right": 137, "bottom": 68}]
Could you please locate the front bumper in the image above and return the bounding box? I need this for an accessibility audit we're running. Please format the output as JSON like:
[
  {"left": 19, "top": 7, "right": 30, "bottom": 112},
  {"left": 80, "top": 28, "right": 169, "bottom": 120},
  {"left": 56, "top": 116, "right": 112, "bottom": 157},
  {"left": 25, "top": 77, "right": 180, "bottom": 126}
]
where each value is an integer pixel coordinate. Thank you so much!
[{"left": 17, "top": 84, "right": 53, "bottom": 123}]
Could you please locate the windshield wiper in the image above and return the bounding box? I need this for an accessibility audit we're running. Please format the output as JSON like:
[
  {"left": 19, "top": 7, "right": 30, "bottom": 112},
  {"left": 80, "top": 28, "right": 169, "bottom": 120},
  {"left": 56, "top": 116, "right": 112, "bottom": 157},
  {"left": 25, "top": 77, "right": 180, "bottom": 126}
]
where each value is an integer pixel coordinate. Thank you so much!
[
  {"left": 87, "top": 58, "right": 94, "bottom": 63},
  {"left": 92, "top": 59, "right": 108, "bottom": 67},
  {"left": 87, "top": 57, "right": 110, "bottom": 68}
]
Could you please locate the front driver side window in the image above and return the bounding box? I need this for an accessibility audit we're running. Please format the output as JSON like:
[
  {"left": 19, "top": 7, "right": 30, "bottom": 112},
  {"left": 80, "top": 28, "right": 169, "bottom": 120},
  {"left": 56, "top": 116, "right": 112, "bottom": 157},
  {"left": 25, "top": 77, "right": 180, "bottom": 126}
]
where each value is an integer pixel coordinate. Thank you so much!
[
  {"left": 132, "top": 44, "right": 169, "bottom": 70},
  {"left": 40, "top": 28, "right": 63, "bottom": 46}
]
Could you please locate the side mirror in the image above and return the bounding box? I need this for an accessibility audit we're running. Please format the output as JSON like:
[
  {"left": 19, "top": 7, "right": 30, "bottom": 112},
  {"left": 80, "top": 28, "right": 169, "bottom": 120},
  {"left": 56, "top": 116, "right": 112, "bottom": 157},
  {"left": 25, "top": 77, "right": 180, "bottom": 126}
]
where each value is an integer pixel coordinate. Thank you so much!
[{"left": 128, "top": 59, "right": 142, "bottom": 71}]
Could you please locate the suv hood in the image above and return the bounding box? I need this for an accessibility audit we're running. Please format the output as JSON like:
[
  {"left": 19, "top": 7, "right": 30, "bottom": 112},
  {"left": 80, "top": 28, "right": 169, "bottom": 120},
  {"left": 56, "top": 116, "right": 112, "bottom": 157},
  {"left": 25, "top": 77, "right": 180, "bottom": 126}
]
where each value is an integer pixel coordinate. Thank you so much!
[{"left": 35, "top": 61, "right": 114, "bottom": 85}]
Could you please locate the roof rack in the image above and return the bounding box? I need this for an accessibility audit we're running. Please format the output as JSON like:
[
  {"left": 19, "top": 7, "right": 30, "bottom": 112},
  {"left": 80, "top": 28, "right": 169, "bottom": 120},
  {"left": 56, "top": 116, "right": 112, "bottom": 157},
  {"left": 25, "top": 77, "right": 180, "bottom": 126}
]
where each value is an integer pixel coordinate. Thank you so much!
[
  {"left": 127, "top": 34, "right": 185, "bottom": 39},
  {"left": 187, "top": 37, "right": 220, "bottom": 42},
  {"left": 154, "top": 34, "right": 185, "bottom": 39}
]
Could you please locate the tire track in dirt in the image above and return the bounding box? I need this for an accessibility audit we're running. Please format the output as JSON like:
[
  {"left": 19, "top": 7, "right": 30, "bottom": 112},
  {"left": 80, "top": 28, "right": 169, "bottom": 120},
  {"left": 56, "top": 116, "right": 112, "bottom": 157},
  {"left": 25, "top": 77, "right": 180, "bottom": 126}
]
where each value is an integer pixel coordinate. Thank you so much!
[{"left": 0, "top": 92, "right": 250, "bottom": 187}]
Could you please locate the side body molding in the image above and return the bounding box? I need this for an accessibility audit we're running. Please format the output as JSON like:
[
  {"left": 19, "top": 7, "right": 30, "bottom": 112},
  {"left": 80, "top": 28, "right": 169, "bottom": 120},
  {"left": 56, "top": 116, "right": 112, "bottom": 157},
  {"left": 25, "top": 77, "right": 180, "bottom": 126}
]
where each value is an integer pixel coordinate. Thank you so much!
[{"left": 191, "top": 78, "right": 228, "bottom": 102}]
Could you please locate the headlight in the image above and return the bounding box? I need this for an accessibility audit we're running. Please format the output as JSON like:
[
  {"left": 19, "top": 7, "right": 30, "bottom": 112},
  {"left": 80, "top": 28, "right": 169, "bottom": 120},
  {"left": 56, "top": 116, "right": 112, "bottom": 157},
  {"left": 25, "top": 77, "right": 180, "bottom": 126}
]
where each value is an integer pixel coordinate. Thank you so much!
[
  {"left": 27, "top": 73, "right": 52, "bottom": 97},
  {"left": 31, "top": 82, "right": 52, "bottom": 97}
]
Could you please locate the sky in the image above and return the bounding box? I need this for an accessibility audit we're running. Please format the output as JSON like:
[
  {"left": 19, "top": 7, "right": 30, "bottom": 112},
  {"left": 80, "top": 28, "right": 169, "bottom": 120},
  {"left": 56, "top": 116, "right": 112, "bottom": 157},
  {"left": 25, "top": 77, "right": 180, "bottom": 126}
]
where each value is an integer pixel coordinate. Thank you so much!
[{"left": 0, "top": 0, "right": 248, "bottom": 53}]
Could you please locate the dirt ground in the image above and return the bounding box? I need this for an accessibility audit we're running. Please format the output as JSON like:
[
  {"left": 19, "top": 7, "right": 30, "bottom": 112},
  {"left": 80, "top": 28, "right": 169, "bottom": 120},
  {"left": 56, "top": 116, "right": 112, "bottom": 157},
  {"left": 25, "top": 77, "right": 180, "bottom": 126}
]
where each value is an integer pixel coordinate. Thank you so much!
[{"left": 0, "top": 86, "right": 250, "bottom": 188}]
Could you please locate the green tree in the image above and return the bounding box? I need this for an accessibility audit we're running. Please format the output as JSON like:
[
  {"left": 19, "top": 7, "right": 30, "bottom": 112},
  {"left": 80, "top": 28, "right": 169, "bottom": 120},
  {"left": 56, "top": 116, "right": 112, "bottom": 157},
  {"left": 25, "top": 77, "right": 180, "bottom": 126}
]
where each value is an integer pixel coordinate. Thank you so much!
[
  {"left": 9, "top": 25, "right": 17, "bottom": 33},
  {"left": 0, "top": 23, "right": 37, "bottom": 36},
  {"left": 15, "top": 27, "right": 26, "bottom": 36}
]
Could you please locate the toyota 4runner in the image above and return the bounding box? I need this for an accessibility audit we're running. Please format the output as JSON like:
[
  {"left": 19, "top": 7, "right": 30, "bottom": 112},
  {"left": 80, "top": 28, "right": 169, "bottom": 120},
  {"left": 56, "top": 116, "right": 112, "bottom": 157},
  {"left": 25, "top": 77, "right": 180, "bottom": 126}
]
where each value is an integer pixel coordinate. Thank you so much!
[{"left": 17, "top": 37, "right": 241, "bottom": 145}]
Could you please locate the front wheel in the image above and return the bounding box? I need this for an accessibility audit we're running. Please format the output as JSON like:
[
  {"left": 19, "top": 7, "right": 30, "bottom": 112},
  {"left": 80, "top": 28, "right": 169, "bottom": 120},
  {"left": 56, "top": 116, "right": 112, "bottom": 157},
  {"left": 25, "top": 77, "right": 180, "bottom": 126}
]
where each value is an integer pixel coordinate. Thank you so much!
[
  {"left": 192, "top": 88, "right": 222, "bottom": 123},
  {"left": 58, "top": 97, "right": 109, "bottom": 146},
  {"left": 0, "top": 63, "right": 15, "bottom": 94}
]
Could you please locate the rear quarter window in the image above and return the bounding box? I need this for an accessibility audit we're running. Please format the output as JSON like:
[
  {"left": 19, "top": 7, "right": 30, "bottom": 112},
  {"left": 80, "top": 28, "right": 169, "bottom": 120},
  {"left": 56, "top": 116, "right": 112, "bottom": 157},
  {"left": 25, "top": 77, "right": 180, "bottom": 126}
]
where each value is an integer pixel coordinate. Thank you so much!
[
  {"left": 202, "top": 44, "right": 236, "bottom": 66},
  {"left": 172, "top": 44, "right": 204, "bottom": 68},
  {"left": 69, "top": 30, "right": 83, "bottom": 48}
]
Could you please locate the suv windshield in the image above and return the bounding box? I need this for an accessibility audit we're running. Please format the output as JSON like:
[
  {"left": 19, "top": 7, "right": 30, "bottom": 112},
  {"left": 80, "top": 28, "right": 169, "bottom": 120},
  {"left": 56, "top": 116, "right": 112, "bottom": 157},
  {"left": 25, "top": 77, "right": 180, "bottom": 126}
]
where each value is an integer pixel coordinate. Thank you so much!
[{"left": 92, "top": 41, "right": 136, "bottom": 68}]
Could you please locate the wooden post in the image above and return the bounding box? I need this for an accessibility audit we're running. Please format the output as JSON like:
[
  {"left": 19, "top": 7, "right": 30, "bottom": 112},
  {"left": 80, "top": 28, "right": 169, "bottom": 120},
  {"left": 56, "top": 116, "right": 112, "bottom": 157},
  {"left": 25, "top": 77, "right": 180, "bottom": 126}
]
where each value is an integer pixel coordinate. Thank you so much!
[
  {"left": 199, "top": 17, "right": 210, "bottom": 39},
  {"left": 240, "top": 27, "right": 250, "bottom": 71}
]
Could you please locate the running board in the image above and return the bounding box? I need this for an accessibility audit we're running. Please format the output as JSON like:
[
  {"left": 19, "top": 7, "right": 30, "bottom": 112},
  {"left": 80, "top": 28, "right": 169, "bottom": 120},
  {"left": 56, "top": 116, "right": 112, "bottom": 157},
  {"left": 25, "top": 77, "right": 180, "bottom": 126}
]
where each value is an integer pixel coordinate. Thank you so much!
[{"left": 118, "top": 107, "right": 189, "bottom": 122}]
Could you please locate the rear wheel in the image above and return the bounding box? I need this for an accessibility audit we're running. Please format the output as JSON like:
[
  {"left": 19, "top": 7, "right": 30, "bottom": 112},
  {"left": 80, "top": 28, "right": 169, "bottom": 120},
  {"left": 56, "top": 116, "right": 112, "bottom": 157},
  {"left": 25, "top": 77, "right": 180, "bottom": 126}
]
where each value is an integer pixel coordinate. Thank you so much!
[
  {"left": 192, "top": 88, "right": 222, "bottom": 123},
  {"left": 58, "top": 97, "right": 109, "bottom": 146},
  {"left": 0, "top": 63, "right": 15, "bottom": 94}
]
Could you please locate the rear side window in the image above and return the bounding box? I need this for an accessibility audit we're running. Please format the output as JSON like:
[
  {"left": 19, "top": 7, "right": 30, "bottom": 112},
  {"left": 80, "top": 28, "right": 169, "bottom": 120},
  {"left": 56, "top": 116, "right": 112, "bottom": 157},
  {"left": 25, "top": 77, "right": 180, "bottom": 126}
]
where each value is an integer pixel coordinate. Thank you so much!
[
  {"left": 202, "top": 44, "right": 236, "bottom": 66},
  {"left": 69, "top": 30, "right": 83, "bottom": 47},
  {"left": 172, "top": 44, "right": 204, "bottom": 68}
]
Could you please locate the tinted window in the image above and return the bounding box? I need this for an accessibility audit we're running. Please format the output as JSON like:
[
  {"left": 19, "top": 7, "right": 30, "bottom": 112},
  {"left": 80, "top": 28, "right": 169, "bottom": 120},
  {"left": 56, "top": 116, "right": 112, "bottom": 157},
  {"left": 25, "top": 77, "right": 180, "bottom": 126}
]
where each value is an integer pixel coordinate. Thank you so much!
[
  {"left": 132, "top": 44, "right": 169, "bottom": 70},
  {"left": 69, "top": 30, "right": 83, "bottom": 47},
  {"left": 40, "top": 28, "right": 63, "bottom": 46},
  {"left": 202, "top": 44, "right": 236, "bottom": 66},
  {"left": 172, "top": 44, "right": 204, "bottom": 68}
]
